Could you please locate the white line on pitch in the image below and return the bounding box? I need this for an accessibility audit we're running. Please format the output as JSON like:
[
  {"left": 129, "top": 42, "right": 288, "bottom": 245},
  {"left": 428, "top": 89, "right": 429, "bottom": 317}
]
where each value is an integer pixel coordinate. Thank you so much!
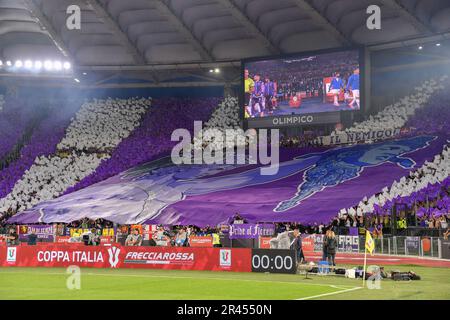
[{"left": 296, "top": 286, "right": 362, "bottom": 300}]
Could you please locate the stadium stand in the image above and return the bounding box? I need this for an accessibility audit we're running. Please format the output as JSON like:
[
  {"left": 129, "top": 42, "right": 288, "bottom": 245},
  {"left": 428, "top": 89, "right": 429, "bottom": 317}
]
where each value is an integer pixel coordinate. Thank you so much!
[
  {"left": 1, "top": 75, "right": 448, "bottom": 224},
  {"left": 0, "top": 97, "right": 151, "bottom": 215},
  {"left": 338, "top": 79, "right": 450, "bottom": 220},
  {"left": 1, "top": 0, "right": 450, "bottom": 303},
  {"left": 57, "top": 97, "right": 150, "bottom": 151},
  {"left": 330, "top": 76, "right": 448, "bottom": 138},
  {"left": 64, "top": 97, "right": 221, "bottom": 195},
  {"left": 192, "top": 96, "right": 242, "bottom": 150},
  {"left": 0, "top": 98, "right": 34, "bottom": 163},
  {"left": 0, "top": 104, "right": 75, "bottom": 201}
]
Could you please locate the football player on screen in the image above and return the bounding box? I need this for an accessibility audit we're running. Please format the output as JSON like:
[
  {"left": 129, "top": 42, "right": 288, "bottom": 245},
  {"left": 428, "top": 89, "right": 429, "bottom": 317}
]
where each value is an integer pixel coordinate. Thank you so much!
[
  {"left": 251, "top": 74, "right": 265, "bottom": 117},
  {"left": 346, "top": 68, "right": 360, "bottom": 109},
  {"left": 328, "top": 72, "right": 344, "bottom": 107},
  {"left": 244, "top": 69, "right": 254, "bottom": 117},
  {"left": 264, "top": 76, "right": 276, "bottom": 115}
]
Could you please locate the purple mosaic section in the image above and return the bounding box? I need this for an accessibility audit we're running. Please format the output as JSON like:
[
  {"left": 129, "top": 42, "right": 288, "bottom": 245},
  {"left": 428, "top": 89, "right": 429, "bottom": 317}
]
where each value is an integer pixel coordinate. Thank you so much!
[{"left": 9, "top": 135, "right": 447, "bottom": 226}]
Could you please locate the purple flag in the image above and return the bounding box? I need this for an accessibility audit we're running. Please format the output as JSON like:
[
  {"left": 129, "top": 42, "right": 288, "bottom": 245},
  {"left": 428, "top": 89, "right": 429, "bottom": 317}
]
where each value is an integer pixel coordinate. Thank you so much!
[{"left": 8, "top": 135, "right": 448, "bottom": 227}]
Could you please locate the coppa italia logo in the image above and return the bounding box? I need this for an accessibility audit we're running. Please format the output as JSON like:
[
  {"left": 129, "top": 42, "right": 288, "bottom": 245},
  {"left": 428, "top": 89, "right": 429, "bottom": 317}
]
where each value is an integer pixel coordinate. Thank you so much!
[
  {"left": 107, "top": 246, "right": 121, "bottom": 268},
  {"left": 124, "top": 251, "right": 195, "bottom": 265},
  {"left": 220, "top": 249, "right": 231, "bottom": 267},
  {"left": 7, "top": 247, "right": 17, "bottom": 263}
]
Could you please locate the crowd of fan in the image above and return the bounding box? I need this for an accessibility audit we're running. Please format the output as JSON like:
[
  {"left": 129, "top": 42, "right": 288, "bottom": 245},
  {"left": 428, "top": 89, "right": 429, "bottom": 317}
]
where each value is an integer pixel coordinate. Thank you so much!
[
  {"left": 0, "top": 96, "right": 223, "bottom": 222},
  {"left": 65, "top": 217, "right": 114, "bottom": 230},
  {"left": 1, "top": 75, "right": 449, "bottom": 234},
  {"left": 334, "top": 80, "right": 450, "bottom": 231},
  {"left": 0, "top": 97, "right": 151, "bottom": 219},
  {"left": 251, "top": 75, "right": 450, "bottom": 233},
  {"left": 191, "top": 96, "right": 242, "bottom": 151},
  {"left": 276, "top": 76, "right": 450, "bottom": 233},
  {"left": 65, "top": 97, "right": 220, "bottom": 195},
  {"left": 407, "top": 91, "right": 450, "bottom": 135},
  {"left": 266, "top": 75, "right": 450, "bottom": 229},
  {"left": 2, "top": 153, "right": 107, "bottom": 213},
  {"left": 328, "top": 76, "right": 448, "bottom": 137},
  {"left": 279, "top": 131, "right": 323, "bottom": 148},
  {"left": 0, "top": 103, "right": 76, "bottom": 219},
  {"left": 57, "top": 97, "right": 150, "bottom": 151},
  {"left": 0, "top": 98, "right": 33, "bottom": 163}
]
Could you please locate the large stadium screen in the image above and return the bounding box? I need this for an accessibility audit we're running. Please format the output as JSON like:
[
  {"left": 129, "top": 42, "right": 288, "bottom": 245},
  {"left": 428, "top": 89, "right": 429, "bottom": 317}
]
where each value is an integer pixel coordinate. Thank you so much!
[{"left": 243, "top": 48, "right": 362, "bottom": 127}]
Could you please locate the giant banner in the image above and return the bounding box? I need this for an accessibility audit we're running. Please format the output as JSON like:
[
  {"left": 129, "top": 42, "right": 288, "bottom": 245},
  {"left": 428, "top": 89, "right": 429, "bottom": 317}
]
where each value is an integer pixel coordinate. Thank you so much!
[
  {"left": 17, "top": 225, "right": 54, "bottom": 242},
  {"left": 9, "top": 135, "right": 447, "bottom": 227},
  {"left": 229, "top": 224, "right": 275, "bottom": 239},
  {"left": 0, "top": 245, "right": 252, "bottom": 272},
  {"left": 317, "top": 128, "right": 402, "bottom": 146}
]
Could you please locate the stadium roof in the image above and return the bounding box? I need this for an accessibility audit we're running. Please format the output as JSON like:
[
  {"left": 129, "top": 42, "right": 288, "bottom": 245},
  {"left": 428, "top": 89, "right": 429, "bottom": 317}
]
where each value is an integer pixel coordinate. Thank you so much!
[{"left": 1, "top": 0, "right": 450, "bottom": 68}]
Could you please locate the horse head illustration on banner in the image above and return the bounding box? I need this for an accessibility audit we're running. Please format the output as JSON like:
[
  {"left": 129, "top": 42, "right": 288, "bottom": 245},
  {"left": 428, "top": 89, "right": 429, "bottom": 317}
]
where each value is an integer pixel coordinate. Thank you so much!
[{"left": 274, "top": 135, "right": 435, "bottom": 211}]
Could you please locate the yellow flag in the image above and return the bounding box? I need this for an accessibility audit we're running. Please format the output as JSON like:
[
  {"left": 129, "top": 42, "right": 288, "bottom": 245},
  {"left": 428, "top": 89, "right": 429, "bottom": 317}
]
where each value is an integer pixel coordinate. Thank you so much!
[{"left": 365, "top": 230, "right": 375, "bottom": 255}]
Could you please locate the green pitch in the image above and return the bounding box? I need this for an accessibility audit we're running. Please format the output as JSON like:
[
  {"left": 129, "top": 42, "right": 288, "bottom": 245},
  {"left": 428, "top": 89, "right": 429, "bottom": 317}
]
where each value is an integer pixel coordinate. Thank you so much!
[{"left": 0, "top": 266, "right": 449, "bottom": 300}]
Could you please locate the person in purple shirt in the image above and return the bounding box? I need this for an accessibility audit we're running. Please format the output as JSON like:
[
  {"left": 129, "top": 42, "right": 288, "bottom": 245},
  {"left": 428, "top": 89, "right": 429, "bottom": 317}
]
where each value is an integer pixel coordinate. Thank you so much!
[{"left": 328, "top": 72, "right": 343, "bottom": 107}]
